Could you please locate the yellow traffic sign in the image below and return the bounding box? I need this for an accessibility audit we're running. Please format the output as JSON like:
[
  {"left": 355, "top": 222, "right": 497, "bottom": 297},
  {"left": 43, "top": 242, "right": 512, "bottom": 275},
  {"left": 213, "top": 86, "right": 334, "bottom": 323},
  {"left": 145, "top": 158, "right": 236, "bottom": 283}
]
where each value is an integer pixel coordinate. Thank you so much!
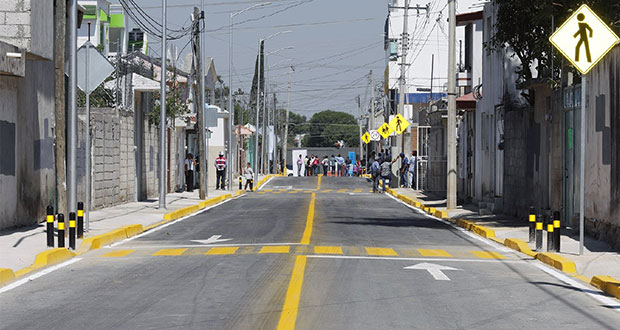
[
  {"left": 389, "top": 114, "right": 410, "bottom": 135},
  {"left": 361, "top": 132, "right": 371, "bottom": 144},
  {"left": 378, "top": 123, "right": 393, "bottom": 139},
  {"left": 550, "top": 4, "right": 619, "bottom": 74}
]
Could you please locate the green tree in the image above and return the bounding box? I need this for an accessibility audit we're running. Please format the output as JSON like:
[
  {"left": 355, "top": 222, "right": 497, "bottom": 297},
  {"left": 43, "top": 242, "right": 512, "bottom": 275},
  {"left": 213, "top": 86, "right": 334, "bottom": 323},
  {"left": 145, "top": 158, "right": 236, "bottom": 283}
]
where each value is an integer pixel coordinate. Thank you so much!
[
  {"left": 304, "top": 110, "right": 358, "bottom": 148},
  {"left": 148, "top": 87, "right": 191, "bottom": 127},
  {"left": 488, "top": 0, "right": 620, "bottom": 84}
]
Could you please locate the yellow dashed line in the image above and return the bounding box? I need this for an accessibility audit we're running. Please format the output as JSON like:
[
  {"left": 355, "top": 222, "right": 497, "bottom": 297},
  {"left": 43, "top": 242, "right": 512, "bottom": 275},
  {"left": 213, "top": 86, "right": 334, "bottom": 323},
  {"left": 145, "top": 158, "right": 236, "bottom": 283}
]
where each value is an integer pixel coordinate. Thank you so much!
[
  {"left": 259, "top": 246, "right": 291, "bottom": 254},
  {"left": 101, "top": 249, "right": 135, "bottom": 258},
  {"left": 337, "top": 189, "right": 348, "bottom": 193},
  {"left": 300, "top": 193, "right": 316, "bottom": 245},
  {"left": 152, "top": 248, "right": 188, "bottom": 256},
  {"left": 365, "top": 247, "right": 398, "bottom": 256},
  {"left": 314, "top": 246, "right": 343, "bottom": 254},
  {"left": 264, "top": 189, "right": 273, "bottom": 192},
  {"left": 322, "top": 189, "right": 333, "bottom": 193},
  {"left": 470, "top": 251, "right": 506, "bottom": 259},
  {"left": 289, "top": 191, "right": 298, "bottom": 194},
  {"left": 418, "top": 249, "right": 452, "bottom": 257},
  {"left": 205, "top": 247, "right": 239, "bottom": 255},
  {"left": 257, "top": 191, "right": 266, "bottom": 194},
  {"left": 353, "top": 188, "right": 363, "bottom": 193}
]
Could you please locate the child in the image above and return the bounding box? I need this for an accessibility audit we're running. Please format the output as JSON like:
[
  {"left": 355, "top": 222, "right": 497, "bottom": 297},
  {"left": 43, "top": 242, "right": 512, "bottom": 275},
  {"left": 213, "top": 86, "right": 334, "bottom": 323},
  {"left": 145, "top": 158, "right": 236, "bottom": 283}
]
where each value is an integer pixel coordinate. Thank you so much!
[{"left": 244, "top": 162, "right": 254, "bottom": 191}]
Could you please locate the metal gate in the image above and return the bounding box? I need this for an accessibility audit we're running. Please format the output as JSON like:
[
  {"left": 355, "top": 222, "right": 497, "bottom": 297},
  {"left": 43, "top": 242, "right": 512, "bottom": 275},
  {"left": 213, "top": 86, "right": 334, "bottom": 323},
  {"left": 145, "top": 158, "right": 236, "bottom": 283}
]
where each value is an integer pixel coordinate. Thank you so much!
[{"left": 416, "top": 126, "right": 430, "bottom": 190}]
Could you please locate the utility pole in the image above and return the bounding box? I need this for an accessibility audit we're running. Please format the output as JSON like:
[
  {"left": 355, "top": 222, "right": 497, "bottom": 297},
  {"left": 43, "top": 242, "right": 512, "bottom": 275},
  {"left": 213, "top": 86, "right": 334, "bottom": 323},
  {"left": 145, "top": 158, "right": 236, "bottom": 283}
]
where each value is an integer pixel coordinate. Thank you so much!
[
  {"left": 447, "top": 0, "right": 457, "bottom": 209},
  {"left": 54, "top": 0, "right": 67, "bottom": 216},
  {"left": 67, "top": 0, "right": 77, "bottom": 215},
  {"left": 159, "top": 0, "right": 167, "bottom": 209},
  {"left": 254, "top": 41, "right": 262, "bottom": 177},
  {"left": 397, "top": 0, "right": 410, "bottom": 156},
  {"left": 357, "top": 95, "right": 363, "bottom": 162},
  {"left": 369, "top": 70, "right": 375, "bottom": 153},
  {"left": 192, "top": 6, "right": 206, "bottom": 199},
  {"left": 282, "top": 66, "right": 293, "bottom": 174}
]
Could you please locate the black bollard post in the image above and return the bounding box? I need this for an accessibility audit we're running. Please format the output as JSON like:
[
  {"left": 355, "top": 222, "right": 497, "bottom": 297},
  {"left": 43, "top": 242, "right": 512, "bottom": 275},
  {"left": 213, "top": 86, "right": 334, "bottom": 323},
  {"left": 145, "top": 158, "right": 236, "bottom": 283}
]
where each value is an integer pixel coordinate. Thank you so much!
[
  {"left": 553, "top": 211, "right": 561, "bottom": 252},
  {"left": 528, "top": 206, "right": 536, "bottom": 243},
  {"left": 57, "top": 213, "right": 65, "bottom": 248},
  {"left": 77, "top": 202, "right": 84, "bottom": 239},
  {"left": 535, "top": 214, "right": 543, "bottom": 251},
  {"left": 46, "top": 206, "right": 55, "bottom": 248},
  {"left": 547, "top": 215, "right": 555, "bottom": 252},
  {"left": 239, "top": 176, "right": 242, "bottom": 190},
  {"left": 69, "top": 212, "right": 76, "bottom": 250}
]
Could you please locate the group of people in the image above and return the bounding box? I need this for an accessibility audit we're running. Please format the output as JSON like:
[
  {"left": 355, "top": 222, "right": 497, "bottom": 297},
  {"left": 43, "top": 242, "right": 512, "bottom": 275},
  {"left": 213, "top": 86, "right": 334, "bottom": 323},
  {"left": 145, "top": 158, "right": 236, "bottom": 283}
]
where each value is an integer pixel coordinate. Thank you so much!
[
  {"left": 296, "top": 154, "right": 366, "bottom": 177},
  {"left": 369, "top": 150, "right": 418, "bottom": 193},
  {"left": 184, "top": 152, "right": 231, "bottom": 192}
]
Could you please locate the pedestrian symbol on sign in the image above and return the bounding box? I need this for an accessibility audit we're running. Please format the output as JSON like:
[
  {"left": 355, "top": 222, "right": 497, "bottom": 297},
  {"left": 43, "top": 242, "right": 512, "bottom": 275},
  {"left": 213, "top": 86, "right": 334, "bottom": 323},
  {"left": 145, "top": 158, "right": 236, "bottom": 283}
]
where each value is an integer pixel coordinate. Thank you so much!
[
  {"left": 574, "top": 13, "right": 593, "bottom": 62},
  {"left": 549, "top": 4, "right": 619, "bottom": 74}
]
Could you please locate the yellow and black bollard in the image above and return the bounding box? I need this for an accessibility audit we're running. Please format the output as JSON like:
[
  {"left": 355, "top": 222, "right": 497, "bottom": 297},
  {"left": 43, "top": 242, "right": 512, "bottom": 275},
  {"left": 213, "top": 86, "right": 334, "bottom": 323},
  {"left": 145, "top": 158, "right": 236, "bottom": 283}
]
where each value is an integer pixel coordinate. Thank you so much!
[
  {"left": 239, "top": 176, "right": 243, "bottom": 190},
  {"left": 535, "top": 214, "right": 543, "bottom": 251},
  {"left": 77, "top": 202, "right": 84, "bottom": 239},
  {"left": 553, "top": 211, "right": 561, "bottom": 252},
  {"left": 69, "top": 212, "right": 76, "bottom": 250},
  {"left": 46, "top": 205, "right": 54, "bottom": 248},
  {"left": 57, "top": 213, "right": 65, "bottom": 248},
  {"left": 547, "top": 215, "right": 555, "bottom": 252},
  {"left": 528, "top": 207, "right": 536, "bottom": 243}
]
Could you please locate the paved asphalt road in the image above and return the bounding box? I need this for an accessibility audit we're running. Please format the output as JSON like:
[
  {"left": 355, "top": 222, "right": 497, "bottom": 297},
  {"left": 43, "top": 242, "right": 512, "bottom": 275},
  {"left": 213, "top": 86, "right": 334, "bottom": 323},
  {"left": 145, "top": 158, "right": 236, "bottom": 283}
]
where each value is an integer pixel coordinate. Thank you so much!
[{"left": 2, "top": 176, "right": 620, "bottom": 329}]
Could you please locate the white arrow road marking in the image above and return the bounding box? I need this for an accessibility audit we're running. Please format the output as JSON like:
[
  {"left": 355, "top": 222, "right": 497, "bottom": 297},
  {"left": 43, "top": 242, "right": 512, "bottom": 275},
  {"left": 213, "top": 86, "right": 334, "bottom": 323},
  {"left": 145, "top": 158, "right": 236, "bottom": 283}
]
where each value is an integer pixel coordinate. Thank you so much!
[
  {"left": 404, "top": 262, "right": 460, "bottom": 281},
  {"left": 192, "top": 235, "right": 232, "bottom": 245}
]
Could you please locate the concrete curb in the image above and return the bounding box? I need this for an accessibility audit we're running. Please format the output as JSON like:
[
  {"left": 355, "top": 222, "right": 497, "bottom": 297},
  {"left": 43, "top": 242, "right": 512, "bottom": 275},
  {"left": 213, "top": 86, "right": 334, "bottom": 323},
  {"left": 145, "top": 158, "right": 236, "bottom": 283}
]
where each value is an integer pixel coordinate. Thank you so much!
[
  {"left": 15, "top": 248, "right": 77, "bottom": 277},
  {"left": 0, "top": 268, "right": 16, "bottom": 287},
  {"left": 386, "top": 189, "right": 620, "bottom": 297},
  {"left": 1, "top": 182, "right": 264, "bottom": 288},
  {"left": 591, "top": 276, "right": 620, "bottom": 299}
]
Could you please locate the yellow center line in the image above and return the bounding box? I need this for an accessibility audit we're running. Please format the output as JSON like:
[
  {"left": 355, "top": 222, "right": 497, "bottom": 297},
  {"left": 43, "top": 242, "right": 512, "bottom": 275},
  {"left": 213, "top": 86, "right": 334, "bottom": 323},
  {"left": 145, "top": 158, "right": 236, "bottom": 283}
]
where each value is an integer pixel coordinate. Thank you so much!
[
  {"left": 317, "top": 175, "right": 322, "bottom": 190},
  {"left": 277, "top": 255, "right": 307, "bottom": 330},
  {"left": 300, "top": 193, "right": 316, "bottom": 245}
]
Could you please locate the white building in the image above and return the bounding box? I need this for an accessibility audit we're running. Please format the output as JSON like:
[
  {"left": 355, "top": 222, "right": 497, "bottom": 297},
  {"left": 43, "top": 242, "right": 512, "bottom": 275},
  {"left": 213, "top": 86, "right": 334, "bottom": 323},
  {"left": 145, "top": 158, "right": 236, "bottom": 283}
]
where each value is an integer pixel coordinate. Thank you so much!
[{"left": 77, "top": 1, "right": 128, "bottom": 57}]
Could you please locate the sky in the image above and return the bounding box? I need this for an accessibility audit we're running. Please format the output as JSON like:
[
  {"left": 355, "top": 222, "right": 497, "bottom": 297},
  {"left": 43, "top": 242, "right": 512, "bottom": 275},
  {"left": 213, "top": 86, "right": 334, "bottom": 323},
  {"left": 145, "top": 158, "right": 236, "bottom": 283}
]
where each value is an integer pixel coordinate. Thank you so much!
[{"left": 129, "top": 0, "right": 480, "bottom": 119}]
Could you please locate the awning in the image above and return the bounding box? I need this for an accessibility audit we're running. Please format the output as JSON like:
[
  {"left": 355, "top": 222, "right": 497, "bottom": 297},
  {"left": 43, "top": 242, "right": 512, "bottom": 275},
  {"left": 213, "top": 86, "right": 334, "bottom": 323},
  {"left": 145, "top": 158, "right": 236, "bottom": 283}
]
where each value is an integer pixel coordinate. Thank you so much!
[{"left": 456, "top": 92, "right": 476, "bottom": 110}]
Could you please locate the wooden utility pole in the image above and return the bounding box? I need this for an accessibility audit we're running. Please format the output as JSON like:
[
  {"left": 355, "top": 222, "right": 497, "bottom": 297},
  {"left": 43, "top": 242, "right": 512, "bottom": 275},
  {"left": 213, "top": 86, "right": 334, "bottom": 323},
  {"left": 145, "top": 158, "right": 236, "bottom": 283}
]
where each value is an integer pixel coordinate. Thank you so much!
[
  {"left": 54, "top": 0, "right": 67, "bottom": 215},
  {"left": 192, "top": 7, "right": 206, "bottom": 199}
]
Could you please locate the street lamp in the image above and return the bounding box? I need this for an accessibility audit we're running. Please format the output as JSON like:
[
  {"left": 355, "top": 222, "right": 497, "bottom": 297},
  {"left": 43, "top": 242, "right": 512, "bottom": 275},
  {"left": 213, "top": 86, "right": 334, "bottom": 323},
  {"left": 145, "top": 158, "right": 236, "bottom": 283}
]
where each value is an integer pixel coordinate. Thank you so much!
[
  {"left": 263, "top": 46, "right": 294, "bottom": 174},
  {"left": 254, "top": 31, "right": 291, "bottom": 176},
  {"left": 229, "top": 2, "right": 270, "bottom": 190}
]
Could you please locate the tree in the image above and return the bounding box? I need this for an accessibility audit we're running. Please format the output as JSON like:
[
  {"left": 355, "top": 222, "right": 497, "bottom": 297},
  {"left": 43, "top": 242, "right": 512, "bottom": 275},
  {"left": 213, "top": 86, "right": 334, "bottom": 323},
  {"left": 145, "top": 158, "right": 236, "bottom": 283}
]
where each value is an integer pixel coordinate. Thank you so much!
[
  {"left": 487, "top": 0, "right": 620, "bottom": 84},
  {"left": 277, "top": 109, "right": 307, "bottom": 147},
  {"left": 304, "top": 110, "right": 358, "bottom": 148},
  {"left": 148, "top": 87, "right": 190, "bottom": 127}
]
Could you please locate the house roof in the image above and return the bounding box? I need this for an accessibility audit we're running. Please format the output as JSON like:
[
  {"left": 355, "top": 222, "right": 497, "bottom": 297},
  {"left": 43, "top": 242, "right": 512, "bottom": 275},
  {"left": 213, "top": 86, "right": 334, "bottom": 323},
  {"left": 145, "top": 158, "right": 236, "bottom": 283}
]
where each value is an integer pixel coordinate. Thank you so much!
[
  {"left": 456, "top": 10, "right": 483, "bottom": 26},
  {"left": 456, "top": 92, "right": 476, "bottom": 109},
  {"left": 104, "top": 73, "right": 161, "bottom": 92}
]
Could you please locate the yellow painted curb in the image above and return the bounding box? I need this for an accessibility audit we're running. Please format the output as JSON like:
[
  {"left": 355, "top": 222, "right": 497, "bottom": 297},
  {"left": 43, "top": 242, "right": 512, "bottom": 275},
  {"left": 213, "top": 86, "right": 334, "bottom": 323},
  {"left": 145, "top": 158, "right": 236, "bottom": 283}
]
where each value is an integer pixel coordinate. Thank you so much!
[
  {"left": 164, "top": 204, "right": 200, "bottom": 221},
  {"left": 433, "top": 209, "right": 449, "bottom": 219},
  {"left": 0, "top": 268, "right": 16, "bottom": 286},
  {"left": 536, "top": 252, "right": 577, "bottom": 274},
  {"left": 455, "top": 218, "right": 496, "bottom": 239},
  {"left": 78, "top": 224, "right": 144, "bottom": 254},
  {"left": 15, "top": 248, "right": 77, "bottom": 277},
  {"left": 591, "top": 275, "right": 620, "bottom": 299},
  {"left": 504, "top": 238, "right": 537, "bottom": 258}
]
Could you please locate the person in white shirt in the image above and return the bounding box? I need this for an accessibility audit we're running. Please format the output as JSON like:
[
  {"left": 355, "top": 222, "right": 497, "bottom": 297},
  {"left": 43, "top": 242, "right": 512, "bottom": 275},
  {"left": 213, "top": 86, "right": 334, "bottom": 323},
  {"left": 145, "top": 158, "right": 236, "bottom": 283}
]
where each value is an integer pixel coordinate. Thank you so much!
[
  {"left": 184, "top": 154, "right": 196, "bottom": 192},
  {"left": 244, "top": 162, "right": 254, "bottom": 191},
  {"left": 409, "top": 150, "right": 417, "bottom": 190}
]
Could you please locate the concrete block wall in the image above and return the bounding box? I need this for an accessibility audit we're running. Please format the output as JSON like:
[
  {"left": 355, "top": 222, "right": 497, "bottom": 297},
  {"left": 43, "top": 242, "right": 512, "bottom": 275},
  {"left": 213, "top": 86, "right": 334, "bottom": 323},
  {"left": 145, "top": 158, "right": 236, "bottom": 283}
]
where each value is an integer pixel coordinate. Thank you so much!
[{"left": 0, "top": 0, "right": 53, "bottom": 60}]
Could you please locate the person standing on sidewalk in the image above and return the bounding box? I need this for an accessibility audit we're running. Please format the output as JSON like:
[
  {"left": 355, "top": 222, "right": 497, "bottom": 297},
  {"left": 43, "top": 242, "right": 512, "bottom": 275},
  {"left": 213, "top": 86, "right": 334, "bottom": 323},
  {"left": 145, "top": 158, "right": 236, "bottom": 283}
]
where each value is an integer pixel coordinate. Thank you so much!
[
  {"left": 297, "top": 154, "right": 303, "bottom": 176},
  {"left": 184, "top": 153, "right": 195, "bottom": 192},
  {"left": 214, "top": 152, "right": 227, "bottom": 190},
  {"left": 393, "top": 153, "right": 409, "bottom": 188},
  {"left": 244, "top": 162, "right": 254, "bottom": 191},
  {"left": 371, "top": 156, "right": 381, "bottom": 192},
  {"left": 336, "top": 154, "right": 345, "bottom": 176},
  {"left": 409, "top": 150, "right": 417, "bottom": 190},
  {"left": 380, "top": 156, "right": 392, "bottom": 192},
  {"left": 322, "top": 156, "right": 329, "bottom": 175},
  {"left": 329, "top": 155, "right": 336, "bottom": 176}
]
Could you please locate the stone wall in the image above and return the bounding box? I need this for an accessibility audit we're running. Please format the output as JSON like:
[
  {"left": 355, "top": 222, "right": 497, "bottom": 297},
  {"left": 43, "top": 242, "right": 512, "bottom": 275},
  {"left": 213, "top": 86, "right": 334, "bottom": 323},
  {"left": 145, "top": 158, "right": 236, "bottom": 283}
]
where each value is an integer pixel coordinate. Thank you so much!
[{"left": 78, "top": 107, "right": 181, "bottom": 211}]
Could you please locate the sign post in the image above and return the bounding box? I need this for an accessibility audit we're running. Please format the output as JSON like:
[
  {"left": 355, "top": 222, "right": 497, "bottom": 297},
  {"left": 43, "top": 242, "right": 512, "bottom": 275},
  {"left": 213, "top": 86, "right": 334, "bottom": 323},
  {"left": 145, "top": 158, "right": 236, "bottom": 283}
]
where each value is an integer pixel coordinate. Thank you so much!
[{"left": 550, "top": 4, "right": 619, "bottom": 255}]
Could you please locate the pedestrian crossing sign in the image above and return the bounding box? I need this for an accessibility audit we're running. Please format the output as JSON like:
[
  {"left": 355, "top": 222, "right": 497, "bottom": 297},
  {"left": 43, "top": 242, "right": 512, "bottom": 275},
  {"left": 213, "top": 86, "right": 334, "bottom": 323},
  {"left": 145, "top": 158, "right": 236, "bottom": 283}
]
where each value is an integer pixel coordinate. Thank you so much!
[
  {"left": 550, "top": 4, "right": 619, "bottom": 75},
  {"left": 361, "top": 132, "right": 371, "bottom": 144},
  {"left": 389, "top": 114, "right": 410, "bottom": 135},
  {"left": 378, "top": 123, "right": 394, "bottom": 139}
]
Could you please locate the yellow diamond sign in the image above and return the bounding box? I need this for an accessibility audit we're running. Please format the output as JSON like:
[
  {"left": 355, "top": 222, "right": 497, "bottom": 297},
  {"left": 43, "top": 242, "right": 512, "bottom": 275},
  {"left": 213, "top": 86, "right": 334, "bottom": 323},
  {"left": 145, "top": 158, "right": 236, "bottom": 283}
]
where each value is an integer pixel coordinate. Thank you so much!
[
  {"left": 389, "top": 114, "right": 410, "bottom": 135},
  {"left": 378, "top": 123, "right": 393, "bottom": 139},
  {"left": 361, "top": 132, "right": 371, "bottom": 144},
  {"left": 550, "top": 4, "right": 619, "bottom": 75}
]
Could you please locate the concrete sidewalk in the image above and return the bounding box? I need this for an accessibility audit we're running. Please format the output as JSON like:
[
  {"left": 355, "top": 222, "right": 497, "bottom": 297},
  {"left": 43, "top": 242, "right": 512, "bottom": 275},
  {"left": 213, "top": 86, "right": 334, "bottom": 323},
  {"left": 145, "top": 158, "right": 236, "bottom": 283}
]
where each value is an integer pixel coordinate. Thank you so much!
[
  {"left": 0, "top": 174, "right": 272, "bottom": 275},
  {"left": 392, "top": 188, "right": 620, "bottom": 282}
]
